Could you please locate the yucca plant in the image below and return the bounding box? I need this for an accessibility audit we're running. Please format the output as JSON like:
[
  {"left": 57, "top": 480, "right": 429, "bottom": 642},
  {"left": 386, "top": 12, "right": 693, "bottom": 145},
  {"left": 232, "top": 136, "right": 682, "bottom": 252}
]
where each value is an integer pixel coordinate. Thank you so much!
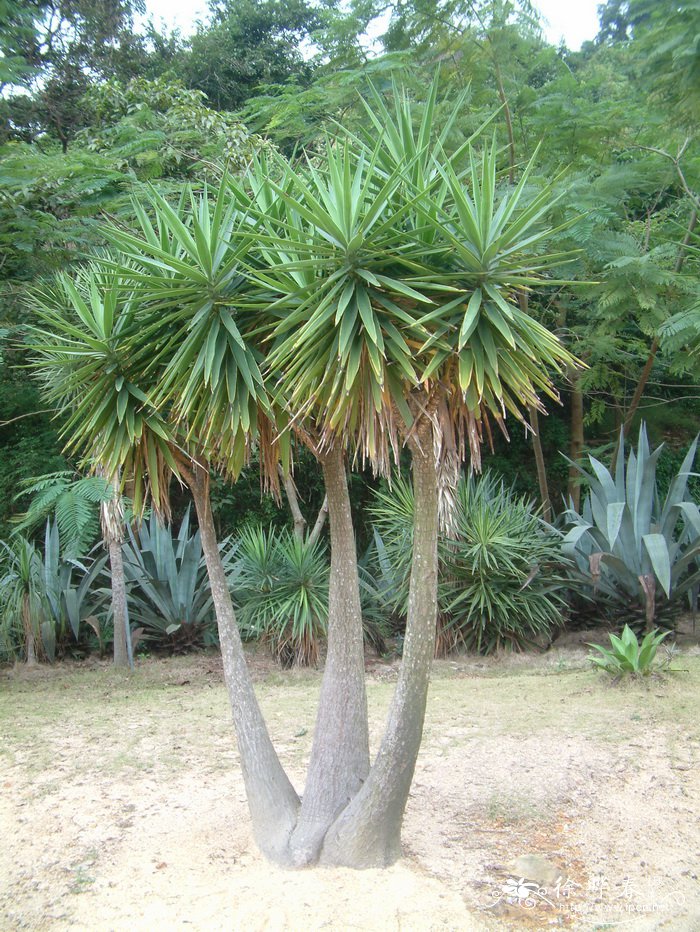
[
  {"left": 233, "top": 526, "right": 328, "bottom": 667},
  {"left": 588, "top": 624, "right": 672, "bottom": 678},
  {"left": 0, "top": 535, "right": 47, "bottom": 664},
  {"left": 370, "top": 472, "right": 567, "bottom": 654},
  {"left": 563, "top": 424, "right": 700, "bottom": 631},
  {"left": 27, "top": 78, "right": 579, "bottom": 869}
]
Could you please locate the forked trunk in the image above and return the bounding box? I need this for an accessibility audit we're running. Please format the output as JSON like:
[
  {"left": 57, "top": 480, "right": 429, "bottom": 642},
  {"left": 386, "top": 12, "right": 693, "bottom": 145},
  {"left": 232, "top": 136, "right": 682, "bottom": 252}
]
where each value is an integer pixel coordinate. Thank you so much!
[
  {"left": 187, "top": 461, "right": 300, "bottom": 864},
  {"left": 319, "top": 420, "right": 438, "bottom": 867},
  {"left": 108, "top": 536, "right": 129, "bottom": 668},
  {"left": 289, "top": 443, "right": 370, "bottom": 866}
]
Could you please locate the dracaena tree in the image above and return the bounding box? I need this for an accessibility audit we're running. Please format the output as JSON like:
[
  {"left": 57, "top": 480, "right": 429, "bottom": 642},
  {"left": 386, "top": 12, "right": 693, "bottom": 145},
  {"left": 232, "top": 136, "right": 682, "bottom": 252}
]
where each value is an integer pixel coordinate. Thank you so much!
[
  {"left": 29, "top": 266, "right": 177, "bottom": 666},
  {"left": 28, "top": 82, "right": 577, "bottom": 871},
  {"left": 240, "top": 85, "right": 576, "bottom": 866},
  {"left": 29, "top": 188, "right": 301, "bottom": 860}
]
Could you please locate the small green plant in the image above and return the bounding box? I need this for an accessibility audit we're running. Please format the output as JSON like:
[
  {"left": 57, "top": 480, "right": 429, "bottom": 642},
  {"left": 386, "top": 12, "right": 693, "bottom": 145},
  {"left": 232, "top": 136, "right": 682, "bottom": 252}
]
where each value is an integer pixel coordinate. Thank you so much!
[{"left": 587, "top": 624, "right": 671, "bottom": 678}]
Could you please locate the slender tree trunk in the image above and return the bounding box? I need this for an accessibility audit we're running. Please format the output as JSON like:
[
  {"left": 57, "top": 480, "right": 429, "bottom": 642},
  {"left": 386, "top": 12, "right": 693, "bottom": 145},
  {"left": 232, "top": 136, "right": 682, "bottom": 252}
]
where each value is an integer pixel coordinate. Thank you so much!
[
  {"left": 308, "top": 495, "right": 329, "bottom": 546},
  {"left": 494, "top": 59, "right": 516, "bottom": 184},
  {"left": 567, "top": 368, "right": 585, "bottom": 511},
  {"left": 108, "top": 535, "right": 129, "bottom": 668},
  {"left": 516, "top": 294, "right": 552, "bottom": 520},
  {"left": 319, "top": 419, "right": 438, "bottom": 868},
  {"left": 289, "top": 443, "right": 370, "bottom": 866},
  {"left": 187, "top": 460, "right": 300, "bottom": 864},
  {"left": 280, "top": 467, "right": 307, "bottom": 540},
  {"left": 616, "top": 209, "right": 698, "bottom": 460},
  {"left": 100, "top": 476, "right": 129, "bottom": 668},
  {"left": 22, "top": 594, "right": 37, "bottom": 666},
  {"left": 528, "top": 404, "right": 552, "bottom": 522}
]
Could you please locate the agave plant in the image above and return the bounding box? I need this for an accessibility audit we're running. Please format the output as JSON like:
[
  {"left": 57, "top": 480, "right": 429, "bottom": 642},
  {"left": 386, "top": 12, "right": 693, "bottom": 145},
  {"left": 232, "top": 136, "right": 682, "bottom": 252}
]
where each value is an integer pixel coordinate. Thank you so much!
[
  {"left": 41, "top": 519, "right": 107, "bottom": 659},
  {"left": 122, "top": 508, "right": 222, "bottom": 649},
  {"left": 563, "top": 424, "right": 700, "bottom": 630},
  {"left": 588, "top": 625, "right": 672, "bottom": 678},
  {"left": 233, "top": 526, "right": 329, "bottom": 667},
  {"left": 370, "top": 471, "right": 567, "bottom": 654}
]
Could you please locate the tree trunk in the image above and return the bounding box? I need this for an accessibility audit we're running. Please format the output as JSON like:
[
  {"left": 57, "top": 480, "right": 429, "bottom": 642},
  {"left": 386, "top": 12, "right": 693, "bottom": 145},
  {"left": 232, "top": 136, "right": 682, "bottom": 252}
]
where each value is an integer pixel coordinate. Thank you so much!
[
  {"left": 529, "top": 405, "right": 553, "bottom": 522},
  {"left": 308, "top": 495, "right": 329, "bottom": 546},
  {"left": 615, "top": 209, "right": 698, "bottom": 463},
  {"left": 108, "top": 535, "right": 129, "bottom": 668},
  {"left": 319, "top": 419, "right": 438, "bottom": 868},
  {"left": 289, "top": 443, "right": 369, "bottom": 866},
  {"left": 280, "top": 467, "right": 307, "bottom": 540},
  {"left": 22, "top": 593, "right": 38, "bottom": 666},
  {"left": 567, "top": 368, "right": 584, "bottom": 512},
  {"left": 187, "top": 460, "right": 301, "bottom": 864}
]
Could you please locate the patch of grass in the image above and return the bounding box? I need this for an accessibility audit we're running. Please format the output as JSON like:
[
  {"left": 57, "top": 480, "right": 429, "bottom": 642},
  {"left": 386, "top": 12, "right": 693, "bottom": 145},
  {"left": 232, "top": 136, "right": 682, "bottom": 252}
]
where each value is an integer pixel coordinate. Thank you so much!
[{"left": 484, "top": 793, "right": 545, "bottom": 825}]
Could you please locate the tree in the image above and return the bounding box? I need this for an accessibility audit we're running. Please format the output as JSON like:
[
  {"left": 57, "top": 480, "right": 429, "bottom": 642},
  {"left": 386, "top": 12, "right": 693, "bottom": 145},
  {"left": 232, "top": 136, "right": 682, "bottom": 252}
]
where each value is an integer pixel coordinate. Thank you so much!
[
  {"left": 30, "top": 85, "right": 575, "bottom": 867},
  {"left": 1, "top": 0, "right": 149, "bottom": 149},
  {"left": 181, "top": 0, "right": 321, "bottom": 112}
]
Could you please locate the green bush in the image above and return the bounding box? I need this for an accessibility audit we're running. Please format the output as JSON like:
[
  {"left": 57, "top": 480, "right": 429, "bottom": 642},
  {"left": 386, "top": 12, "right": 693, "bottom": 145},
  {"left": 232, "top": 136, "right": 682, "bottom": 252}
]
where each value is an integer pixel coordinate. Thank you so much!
[
  {"left": 0, "top": 522, "right": 105, "bottom": 663},
  {"left": 370, "top": 471, "right": 568, "bottom": 654},
  {"left": 232, "top": 526, "right": 328, "bottom": 667}
]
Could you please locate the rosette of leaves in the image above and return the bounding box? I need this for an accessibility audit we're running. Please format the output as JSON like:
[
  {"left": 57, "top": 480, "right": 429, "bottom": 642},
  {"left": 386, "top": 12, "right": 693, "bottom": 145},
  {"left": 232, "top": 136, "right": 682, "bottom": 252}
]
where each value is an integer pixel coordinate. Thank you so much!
[
  {"left": 562, "top": 425, "right": 700, "bottom": 630},
  {"left": 122, "top": 508, "right": 222, "bottom": 650},
  {"left": 588, "top": 625, "right": 672, "bottom": 679}
]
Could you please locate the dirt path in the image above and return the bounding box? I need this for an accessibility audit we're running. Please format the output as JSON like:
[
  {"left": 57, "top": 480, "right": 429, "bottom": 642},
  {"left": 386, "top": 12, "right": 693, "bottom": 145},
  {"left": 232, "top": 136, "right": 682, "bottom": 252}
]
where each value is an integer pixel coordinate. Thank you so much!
[{"left": 1, "top": 647, "right": 699, "bottom": 930}]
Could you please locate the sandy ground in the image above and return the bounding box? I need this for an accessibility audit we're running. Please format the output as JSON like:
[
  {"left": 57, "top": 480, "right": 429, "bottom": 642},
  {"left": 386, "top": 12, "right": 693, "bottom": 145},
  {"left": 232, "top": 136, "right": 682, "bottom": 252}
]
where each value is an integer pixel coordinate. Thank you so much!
[{"left": 1, "top": 640, "right": 699, "bottom": 932}]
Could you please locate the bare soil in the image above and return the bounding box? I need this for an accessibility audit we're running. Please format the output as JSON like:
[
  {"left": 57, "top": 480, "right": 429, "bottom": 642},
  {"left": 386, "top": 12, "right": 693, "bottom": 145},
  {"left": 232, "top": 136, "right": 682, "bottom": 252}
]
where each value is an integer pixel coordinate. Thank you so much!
[{"left": 1, "top": 638, "right": 699, "bottom": 931}]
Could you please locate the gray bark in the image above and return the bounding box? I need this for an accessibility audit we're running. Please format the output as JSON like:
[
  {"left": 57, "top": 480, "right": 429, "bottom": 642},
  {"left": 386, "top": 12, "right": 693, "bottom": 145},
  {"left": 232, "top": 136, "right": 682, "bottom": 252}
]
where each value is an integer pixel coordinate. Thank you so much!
[
  {"left": 308, "top": 495, "right": 329, "bottom": 546},
  {"left": 188, "top": 461, "right": 300, "bottom": 864},
  {"left": 108, "top": 536, "right": 129, "bottom": 668},
  {"left": 23, "top": 594, "right": 38, "bottom": 666},
  {"left": 567, "top": 368, "right": 584, "bottom": 512},
  {"left": 319, "top": 420, "right": 438, "bottom": 868},
  {"left": 280, "top": 467, "right": 307, "bottom": 541},
  {"left": 289, "top": 443, "right": 369, "bottom": 865}
]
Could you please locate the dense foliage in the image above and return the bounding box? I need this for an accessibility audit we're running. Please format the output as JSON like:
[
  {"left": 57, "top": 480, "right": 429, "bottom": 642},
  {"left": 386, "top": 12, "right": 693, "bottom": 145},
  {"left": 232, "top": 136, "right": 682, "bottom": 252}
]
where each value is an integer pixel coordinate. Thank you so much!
[
  {"left": 370, "top": 472, "right": 567, "bottom": 653},
  {"left": 1, "top": 0, "right": 699, "bottom": 661}
]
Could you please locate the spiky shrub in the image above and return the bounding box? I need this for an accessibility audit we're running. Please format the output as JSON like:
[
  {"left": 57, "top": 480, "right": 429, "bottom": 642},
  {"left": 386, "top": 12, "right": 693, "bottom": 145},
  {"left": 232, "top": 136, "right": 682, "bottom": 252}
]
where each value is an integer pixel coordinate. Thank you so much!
[
  {"left": 0, "top": 536, "right": 47, "bottom": 663},
  {"left": 588, "top": 625, "right": 672, "bottom": 678},
  {"left": 356, "top": 536, "right": 393, "bottom": 655},
  {"left": 122, "top": 508, "right": 220, "bottom": 650},
  {"left": 370, "top": 472, "right": 566, "bottom": 654},
  {"left": 41, "top": 519, "right": 107, "bottom": 659},
  {"left": 563, "top": 425, "right": 700, "bottom": 630},
  {"left": 232, "top": 526, "right": 328, "bottom": 668}
]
